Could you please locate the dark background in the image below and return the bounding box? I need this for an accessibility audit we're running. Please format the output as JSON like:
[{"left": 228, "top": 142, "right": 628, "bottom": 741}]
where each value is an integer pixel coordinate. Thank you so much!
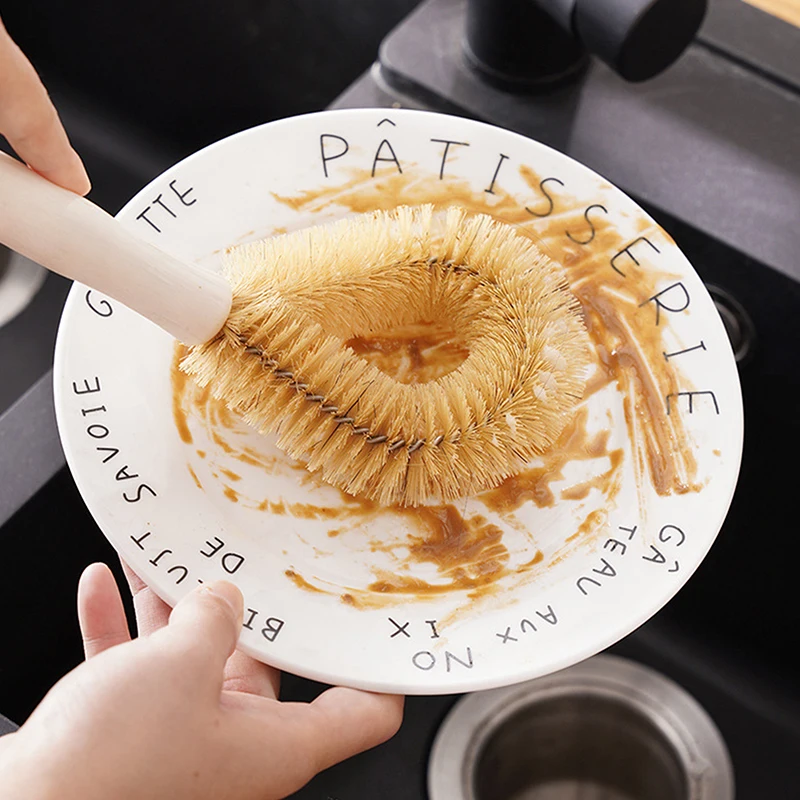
[
  {"left": 2, "top": 3, "right": 800, "bottom": 796},
  {"left": 1, "top": 1, "right": 421, "bottom": 156}
]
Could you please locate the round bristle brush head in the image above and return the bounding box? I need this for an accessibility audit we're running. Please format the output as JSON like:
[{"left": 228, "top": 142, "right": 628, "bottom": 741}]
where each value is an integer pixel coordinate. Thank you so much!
[{"left": 180, "top": 205, "right": 591, "bottom": 506}]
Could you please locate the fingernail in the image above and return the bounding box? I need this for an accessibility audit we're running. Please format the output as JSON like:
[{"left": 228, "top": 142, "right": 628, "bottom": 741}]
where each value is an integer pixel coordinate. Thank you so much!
[
  {"left": 206, "top": 580, "right": 244, "bottom": 626},
  {"left": 70, "top": 149, "right": 91, "bottom": 195}
]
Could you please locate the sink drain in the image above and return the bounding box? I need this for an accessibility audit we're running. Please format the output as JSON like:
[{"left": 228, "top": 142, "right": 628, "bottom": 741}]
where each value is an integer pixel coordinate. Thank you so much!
[
  {"left": 428, "top": 655, "right": 733, "bottom": 800},
  {"left": 0, "top": 245, "right": 47, "bottom": 329},
  {"left": 706, "top": 284, "right": 755, "bottom": 366}
]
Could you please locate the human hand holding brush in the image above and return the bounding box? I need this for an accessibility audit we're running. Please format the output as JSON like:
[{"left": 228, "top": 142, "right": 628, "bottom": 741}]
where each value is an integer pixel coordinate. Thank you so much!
[{"left": 0, "top": 15, "right": 90, "bottom": 195}]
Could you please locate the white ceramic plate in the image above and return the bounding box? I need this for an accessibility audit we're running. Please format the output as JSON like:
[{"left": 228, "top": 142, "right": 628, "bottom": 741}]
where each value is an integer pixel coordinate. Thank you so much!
[{"left": 54, "top": 109, "right": 743, "bottom": 695}]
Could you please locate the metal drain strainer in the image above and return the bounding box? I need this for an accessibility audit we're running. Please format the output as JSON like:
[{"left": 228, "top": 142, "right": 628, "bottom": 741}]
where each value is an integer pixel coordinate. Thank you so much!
[{"left": 428, "top": 654, "right": 734, "bottom": 800}]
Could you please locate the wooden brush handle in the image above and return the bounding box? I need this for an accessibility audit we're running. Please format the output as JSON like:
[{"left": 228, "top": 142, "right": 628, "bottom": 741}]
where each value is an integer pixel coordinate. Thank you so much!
[{"left": 0, "top": 151, "right": 231, "bottom": 345}]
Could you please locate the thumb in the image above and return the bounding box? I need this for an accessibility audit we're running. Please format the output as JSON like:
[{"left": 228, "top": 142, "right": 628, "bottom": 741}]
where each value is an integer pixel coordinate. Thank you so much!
[{"left": 157, "top": 581, "right": 244, "bottom": 693}]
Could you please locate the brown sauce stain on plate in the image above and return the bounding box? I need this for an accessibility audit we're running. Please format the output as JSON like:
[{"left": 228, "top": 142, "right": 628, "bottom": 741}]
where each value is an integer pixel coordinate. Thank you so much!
[
  {"left": 285, "top": 503, "right": 352, "bottom": 520},
  {"left": 273, "top": 167, "right": 699, "bottom": 497},
  {"left": 187, "top": 465, "right": 202, "bottom": 490},
  {"left": 568, "top": 508, "right": 609, "bottom": 542},
  {"left": 285, "top": 569, "right": 324, "bottom": 593},
  {"left": 346, "top": 320, "right": 470, "bottom": 384},
  {"left": 482, "top": 407, "right": 623, "bottom": 514},
  {"left": 257, "top": 499, "right": 286, "bottom": 514},
  {"left": 561, "top": 449, "right": 624, "bottom": 501},
  {"left": 171, "top": 350, "right": 194, "bottom": 445},
  {"left": 171, "top": 164, "right": 705, "bottom": 607},
  {"left": 223, "top": 486, "right": 240, "bottom": 503},
  {"left": 368, "top": 506, "right": 510, "bottom": 597}
]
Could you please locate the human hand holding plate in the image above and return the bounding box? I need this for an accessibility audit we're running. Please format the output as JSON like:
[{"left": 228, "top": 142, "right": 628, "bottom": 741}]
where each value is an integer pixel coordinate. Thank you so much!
[{"left": 0, "top": 564, "right": 402, "bottom": 800}]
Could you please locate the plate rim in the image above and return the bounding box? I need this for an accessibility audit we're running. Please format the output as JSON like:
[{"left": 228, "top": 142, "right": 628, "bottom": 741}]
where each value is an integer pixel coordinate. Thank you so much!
[{"left": 53, "top": 107, "right": 745, "bottom": 695}]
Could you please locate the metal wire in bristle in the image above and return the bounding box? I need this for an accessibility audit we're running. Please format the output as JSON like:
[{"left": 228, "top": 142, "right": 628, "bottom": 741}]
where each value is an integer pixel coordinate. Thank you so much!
[{"left": 180, "top": 205, "right": 591, "bottom": 507}]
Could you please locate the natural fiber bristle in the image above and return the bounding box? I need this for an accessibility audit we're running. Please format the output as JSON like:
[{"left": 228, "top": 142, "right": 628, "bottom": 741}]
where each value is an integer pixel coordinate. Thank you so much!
[{"left": 181, "top": 205, "right": 590, "bottom": 506}]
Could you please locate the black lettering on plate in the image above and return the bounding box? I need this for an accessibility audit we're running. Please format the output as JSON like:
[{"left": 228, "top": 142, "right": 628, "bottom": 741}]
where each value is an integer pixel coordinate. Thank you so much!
[
  {"left": 666, "top": 391, "right": 720, "bottom": 415},
  {"left": 167, "top": 565, "right": 189, "bottom": 584},
  {"left": 412, "top": 651, "right": 436, "bottom": 671},
  {"left": 445, "top": 648, "right": 474, "bottom": 672},
  {"left": 525, "top": 177, "right": 564, "bottom": 218},
  {"left": 169, "top": 179, "right": 196, "bottom": 206},
  {"left": 664, "top": 341, "right": 706, "bottom": 361},
  {"left": 130, "top": 531, "right": 152, "bottom": 550},
  {"left": 565, "top": 204, "right": 608, "bottom": 245},
  {"left": 73, "top": 377, "right": 101, "bottom": 395},
  {"left": 496, "top": 627, "right": 518, "bottom": 644},
  {"left": 484, "top": 153, "right": 509, "bottom": 194},
  {"left": 430, "top": 138, "right": 469, "bottom": 180},
  {"left": 371, "top": 139, "right": 402, "bottom": 177},
  {"left": 320, "top": 134, "right": 349, "bottom": 178},
  {"left": 641, "top": 282, "right": 691, "bottom": 325},
  {"left": 261, "top": 617, "right": 285, "bottom": 642},
  {"left": 123, "top": 483, "right": 158, "bottom": 503},
  {"left": 659, "top": 524, "right": 686, "bottom": 546},
  {"left": 85, "top": 291, "right": 113, "bottom": 317},
  {"left": 610, "top": 237, "right": 660, "bottom": 277},
  {"left": 389, "top": 618, "right": 411, "bottom": 639}
]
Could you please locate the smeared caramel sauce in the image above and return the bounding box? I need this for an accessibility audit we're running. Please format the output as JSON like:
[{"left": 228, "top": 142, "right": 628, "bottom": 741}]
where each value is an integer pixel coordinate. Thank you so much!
[
  {"left": 368, "top": 506, "right": 510, "bottom": 596},
  {"left": 285, "top": 569, "right": 324, "bottom": 593},
  {"left": 257, "top": 499, "right": 285, "bottom": 514},
  {"left": 520, "top": 551, "right": 545, "bottom": 569},
  {"left": 223, "top": 486, "right": 239, "bottom": 503},
  {"left": 273, "top": 167, "right": 699, "bottom": 495},
  {"left": 569, "top": 508, "right": 608, "bottom": 542},
  {"left": 346, "top": 320, "right": 470, "bottom": 384},
  {"left": 187, "top": 465, "right": 202, "bottom": 490},
  {"left": 172, "top": 366, "right": 194, "bottom": 445},
  {"left": 482, "top": 407, "right": 623, "bottom": 514},
  {"left": 281, "top": 503, "right": 352, "bottom": 520},
  {"left": 171, "top": 164, "right": 704, "bottom": 607},
  {"left": 172, "top": 331, "right": 618, "bottom": 603},
  {"left": 561, "top": 449, "right": 624, "bottom": 501}
]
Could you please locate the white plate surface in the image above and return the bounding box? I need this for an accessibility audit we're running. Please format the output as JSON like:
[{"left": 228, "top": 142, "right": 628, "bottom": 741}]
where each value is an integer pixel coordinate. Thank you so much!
[{"left": 54, "top": 109, "right": 742, "bottom": 694}]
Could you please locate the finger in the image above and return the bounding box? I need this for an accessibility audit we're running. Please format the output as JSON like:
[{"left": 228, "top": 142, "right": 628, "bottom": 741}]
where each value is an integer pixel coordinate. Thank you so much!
[
  {"left": 259, "top": 688, "right": 403, "bottom": 787},
  {"left": 121, "top": 560, "right": 171, "bottom": 636},
  {"left": 121, "top": 562, "right": 275, "bottom": 696},
  {"left": 0, "top": 19, "right": 90, "bottom": 194},
  {"left": 160, "top": 581, "right": 244, "bottom": 692},
  {"left": 221, "top": 649, "right": 280, "bottom": 700},
  {"left": 77, "top": 563, "right": 131, "bottom": 659},
  {"left": 221, "top": 690, "right": 403, "bottom": 799},
  {"left": 307, "top": 689, "right": 404, "bottom": 769}
]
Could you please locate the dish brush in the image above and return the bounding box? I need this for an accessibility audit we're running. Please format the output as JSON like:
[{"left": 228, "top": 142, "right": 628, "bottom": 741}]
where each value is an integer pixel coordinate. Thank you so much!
[
  {"left": 0, "top": 152, "right": 589, "bottom": 506},
  {"left": 182, "top": 205, "right": 590, "bottom": 505}
]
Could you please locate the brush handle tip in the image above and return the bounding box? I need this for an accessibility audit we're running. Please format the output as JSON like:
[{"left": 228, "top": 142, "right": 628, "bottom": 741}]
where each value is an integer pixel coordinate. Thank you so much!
[{"left": 0, "top": 151, "right": 231, "bottom": 344}]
